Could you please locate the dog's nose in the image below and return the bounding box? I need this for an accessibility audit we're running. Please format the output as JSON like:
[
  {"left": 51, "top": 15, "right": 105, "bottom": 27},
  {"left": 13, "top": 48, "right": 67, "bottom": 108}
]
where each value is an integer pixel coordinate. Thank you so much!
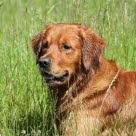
[{"left": 38, "top": 57, "right": 51, "bottom": 68}]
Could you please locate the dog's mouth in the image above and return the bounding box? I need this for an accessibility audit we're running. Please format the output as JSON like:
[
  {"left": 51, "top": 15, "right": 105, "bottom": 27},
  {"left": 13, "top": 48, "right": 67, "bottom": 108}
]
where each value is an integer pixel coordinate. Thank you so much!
[{"left": 43, "top": 71, "right": 69, "bottom": 85}]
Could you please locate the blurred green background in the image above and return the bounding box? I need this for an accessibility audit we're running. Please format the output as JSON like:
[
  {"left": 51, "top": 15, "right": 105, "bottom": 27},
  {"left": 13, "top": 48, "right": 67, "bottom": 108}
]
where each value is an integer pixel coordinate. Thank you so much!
[{"left": 0, "top": 0, "right": 136, "bottom": 135}]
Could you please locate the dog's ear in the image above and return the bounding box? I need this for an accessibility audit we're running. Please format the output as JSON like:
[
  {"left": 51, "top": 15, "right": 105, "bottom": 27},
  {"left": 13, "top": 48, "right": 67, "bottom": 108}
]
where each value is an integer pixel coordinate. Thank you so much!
[
  {"left": 32, "top": 33, "right": 43, "bottom": 55},
  {"left": 80, "top": 26, "right": 106, "bottom": 71},
  {"left": 32, "top": 31, "right": 45, "bottom": 63}
]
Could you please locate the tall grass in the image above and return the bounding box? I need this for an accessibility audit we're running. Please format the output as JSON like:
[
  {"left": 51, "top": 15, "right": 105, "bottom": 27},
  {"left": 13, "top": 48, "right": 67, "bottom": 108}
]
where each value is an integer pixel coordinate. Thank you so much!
[{"left": 0, "top": 0, "right": 136, "bottom": 135}]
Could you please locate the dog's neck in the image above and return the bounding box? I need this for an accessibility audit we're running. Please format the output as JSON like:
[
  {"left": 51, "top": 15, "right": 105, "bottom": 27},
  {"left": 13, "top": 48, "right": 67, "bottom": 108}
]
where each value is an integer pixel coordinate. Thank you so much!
[{"left": 50, "top": 57, "right": 120, "bottom": 115}]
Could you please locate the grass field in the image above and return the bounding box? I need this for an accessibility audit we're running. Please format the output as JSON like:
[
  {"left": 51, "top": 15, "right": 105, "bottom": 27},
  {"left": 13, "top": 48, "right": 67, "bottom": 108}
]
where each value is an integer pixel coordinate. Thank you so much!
[{"left": 0, "top": 0, "right": 136, "bottom": 135}]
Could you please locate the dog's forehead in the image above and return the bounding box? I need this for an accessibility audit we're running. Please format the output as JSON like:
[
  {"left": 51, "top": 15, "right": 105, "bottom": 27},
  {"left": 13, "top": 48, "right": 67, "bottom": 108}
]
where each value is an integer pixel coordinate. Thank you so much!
[{"left": 45, "top": 24, "right": 80, "bottom": 38}]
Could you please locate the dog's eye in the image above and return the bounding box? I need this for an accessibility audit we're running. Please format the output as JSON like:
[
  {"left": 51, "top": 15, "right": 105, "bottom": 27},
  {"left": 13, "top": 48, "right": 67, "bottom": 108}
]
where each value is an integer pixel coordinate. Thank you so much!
[
  {"left": 43, "top": 42, "right": 48, "bottom": 48},
  {"left": 63, "top": 44, "right": 71, "bottom": 51}
]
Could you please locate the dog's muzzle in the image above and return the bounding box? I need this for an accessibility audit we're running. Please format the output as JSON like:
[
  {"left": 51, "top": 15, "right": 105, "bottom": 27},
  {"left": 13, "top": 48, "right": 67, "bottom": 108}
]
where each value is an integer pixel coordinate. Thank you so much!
[{"left": 43, "top": 71, "right": 69, "bottom": 84}]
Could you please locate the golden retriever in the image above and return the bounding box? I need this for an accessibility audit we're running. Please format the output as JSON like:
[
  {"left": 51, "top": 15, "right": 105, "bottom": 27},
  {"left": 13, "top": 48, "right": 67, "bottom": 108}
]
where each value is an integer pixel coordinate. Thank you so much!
[{"left": 32, "top": 23, "right": 136, "bottom": 135}]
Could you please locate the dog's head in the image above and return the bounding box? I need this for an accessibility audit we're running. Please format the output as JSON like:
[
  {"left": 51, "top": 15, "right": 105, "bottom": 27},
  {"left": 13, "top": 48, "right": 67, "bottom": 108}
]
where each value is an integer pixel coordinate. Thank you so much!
[{"left": 32, "top": 24, "right": 106, "bottom": 86}]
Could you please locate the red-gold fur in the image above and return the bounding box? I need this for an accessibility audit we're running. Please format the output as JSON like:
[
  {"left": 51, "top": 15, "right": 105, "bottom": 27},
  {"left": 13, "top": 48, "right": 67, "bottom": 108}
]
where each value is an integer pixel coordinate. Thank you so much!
[{"left": 32, "top": 24, "right": 136, "bottom": 135}]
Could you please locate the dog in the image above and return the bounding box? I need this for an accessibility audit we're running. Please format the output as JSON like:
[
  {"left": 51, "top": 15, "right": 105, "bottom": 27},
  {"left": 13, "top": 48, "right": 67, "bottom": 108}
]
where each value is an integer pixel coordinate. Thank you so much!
[{"left": 32, "top": 23, "right": 136, "bottom": 135}]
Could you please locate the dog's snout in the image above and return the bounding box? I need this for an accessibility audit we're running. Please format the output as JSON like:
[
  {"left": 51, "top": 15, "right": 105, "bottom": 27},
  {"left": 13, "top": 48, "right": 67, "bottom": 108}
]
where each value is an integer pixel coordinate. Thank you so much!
[{"left": 38, "top": 57, "right": 51, "bottom": 68}]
